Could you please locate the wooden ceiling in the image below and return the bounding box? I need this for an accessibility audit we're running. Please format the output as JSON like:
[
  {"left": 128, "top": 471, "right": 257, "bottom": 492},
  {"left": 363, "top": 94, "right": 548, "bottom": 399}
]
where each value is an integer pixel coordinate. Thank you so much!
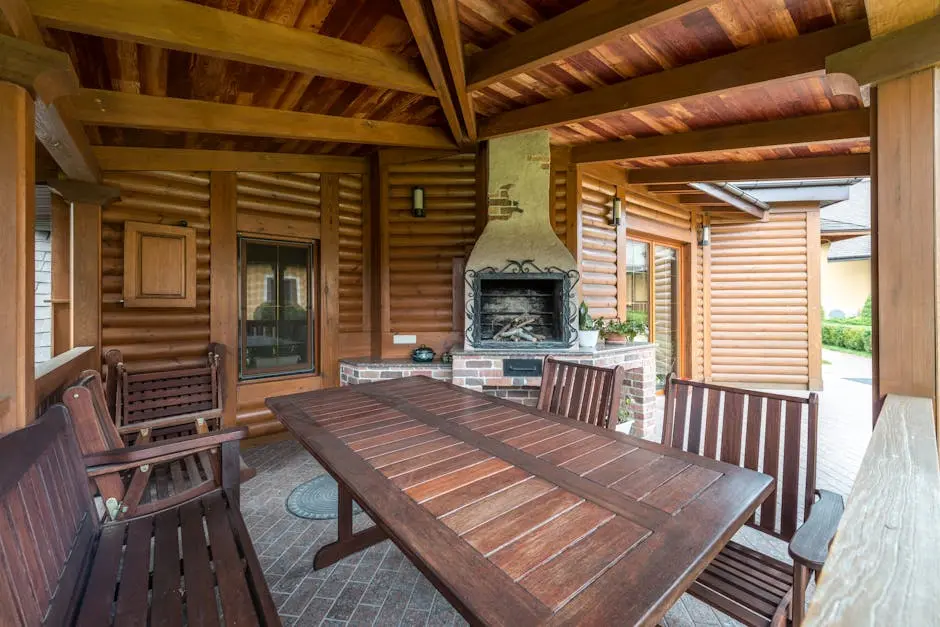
[{"left": 4, "top": 0, "right": 874, "bottom": 191}]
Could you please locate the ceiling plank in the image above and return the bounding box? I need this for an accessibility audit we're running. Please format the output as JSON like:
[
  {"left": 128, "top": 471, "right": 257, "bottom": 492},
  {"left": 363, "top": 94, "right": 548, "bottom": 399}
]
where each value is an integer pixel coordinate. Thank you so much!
[
  {"left": 480, "top": 20, "right": 870, "bottom": 139},
  {"left": 627, "top": 154, "right": 871, "bottom": 184},
  {"left": 92, "top": 147, "right": 368, "bottom": 173},
  {"left": 70, "top": 89, "right": 457, "bottom": 149},
  {"left": 864, "top": 0, "right": 940, "bottom": 37},
  {"left": 27, "top": 0, "right": 437, "bottom": 96},
  {"left": 430, "top": 0, "right": 476, "bottom": 141},
  {"left": 570, "top": 109, "right": 871, "bottom": 163},
  {"left": 399, "top": 0, "right": 465, "bottom": 144},
  {"left": 827, "top": 14, "right": 940, "bottom": 85},
  {"left": 465, "top": 0, "right": 717, "bottom": 91},
  {"left": 0, "top": 3, "right": 99, "bottom": 182}
]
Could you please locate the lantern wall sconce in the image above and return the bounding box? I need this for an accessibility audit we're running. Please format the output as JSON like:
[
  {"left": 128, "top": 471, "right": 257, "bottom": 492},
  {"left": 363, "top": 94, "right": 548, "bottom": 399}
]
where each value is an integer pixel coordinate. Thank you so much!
[
  {"left": 612, "top": 197, "right": 622, "bottom": 226},
  {"left": 698, "top": 224, "right": 711, "bottom": 246},
  {"left": 412, "top": 186, "right": 426, "bottom": 218}
]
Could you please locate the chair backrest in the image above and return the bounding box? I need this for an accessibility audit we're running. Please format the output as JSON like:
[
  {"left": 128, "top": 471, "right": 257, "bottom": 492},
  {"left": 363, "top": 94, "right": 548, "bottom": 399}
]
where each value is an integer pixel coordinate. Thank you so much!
[
  {"left": 663, "top": 375, "right": 819, "bottom": 541},
  {"left": 537, "top": 357, "right": 625, "bottom": 429},
  {"left": 63, "top": 370, "right": 124, "bottom": 455},
  {"left": 112, "top": 346, "right": 223, "bottom": 428},
  {"left": 0, "top": 405, "right": 98, "bottom": 626}
]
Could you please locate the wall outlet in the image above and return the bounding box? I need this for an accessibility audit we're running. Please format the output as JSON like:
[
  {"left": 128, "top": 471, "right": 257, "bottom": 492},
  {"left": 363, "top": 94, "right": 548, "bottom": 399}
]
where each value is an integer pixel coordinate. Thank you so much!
[{"left": 392, "top": 334, "right": 417, "bottom": 345}]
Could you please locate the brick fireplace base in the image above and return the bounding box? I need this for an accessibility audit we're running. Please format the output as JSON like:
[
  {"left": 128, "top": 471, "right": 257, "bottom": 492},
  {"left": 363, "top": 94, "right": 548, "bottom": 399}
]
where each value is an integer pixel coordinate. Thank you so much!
[{"left": 339, "top": 343, "right": 658, "bottom": 437}]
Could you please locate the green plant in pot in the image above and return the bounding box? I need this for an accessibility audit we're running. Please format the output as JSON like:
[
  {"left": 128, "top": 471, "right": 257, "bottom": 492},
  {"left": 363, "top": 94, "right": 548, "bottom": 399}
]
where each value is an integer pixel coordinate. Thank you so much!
[
  {"left": 578, "top": 302, "right": 600, "bottom": 349},
  {"left": 601, "top": 315, "right": 648, "bottom": 345}
]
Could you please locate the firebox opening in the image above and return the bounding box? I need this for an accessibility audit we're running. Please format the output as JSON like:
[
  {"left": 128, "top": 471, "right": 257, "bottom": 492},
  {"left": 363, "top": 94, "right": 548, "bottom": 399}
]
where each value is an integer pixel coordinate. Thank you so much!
[{"left": 477, "top": 277, "right": 564, "bottom": 345}]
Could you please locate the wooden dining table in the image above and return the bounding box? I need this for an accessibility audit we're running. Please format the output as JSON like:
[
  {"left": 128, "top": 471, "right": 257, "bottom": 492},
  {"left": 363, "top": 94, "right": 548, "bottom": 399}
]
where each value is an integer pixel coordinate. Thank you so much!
[{"left": 266, "top": 376, "right": 773, "bottom": 626}]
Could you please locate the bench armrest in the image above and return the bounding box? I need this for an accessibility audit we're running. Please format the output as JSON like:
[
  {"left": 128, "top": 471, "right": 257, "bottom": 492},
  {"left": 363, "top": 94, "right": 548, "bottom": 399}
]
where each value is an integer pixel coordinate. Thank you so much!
[
  {"left": 788, "top": 489, "right": 845, "bottom": 571},
  {"left": 85, "top": 427, "right": 247, "bottom": 473}
]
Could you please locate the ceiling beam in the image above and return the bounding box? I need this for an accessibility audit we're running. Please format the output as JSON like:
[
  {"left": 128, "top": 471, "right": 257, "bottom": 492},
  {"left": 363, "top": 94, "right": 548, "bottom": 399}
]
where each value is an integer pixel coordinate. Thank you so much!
[
  {"left": 827, "top": 14, "right": 940, "bottom": 86},
  {"left": 92, "top": 147, "right": 368, "bottom": 173},
  {"left": 465, "top": 0, "right": 716, "bottom": 91},
  {"left": 69, "top": 90, "right": 457, "bottom": 149},
  {"left": 689, "top": 182, "right": 768, "bottom": 219},
  {"left": 627, "top": 154, "right": 871, "bottom": 184},
  {"left": 479, "top": 20, "right": 870, "bottom": 139},
  {"left": 399, "top": 0, "right": 466, "bottom": 144},
  {"left": 570, "top": 109, "right": 871, "bottom": 163},
  {"left": 430, "top": 0, "right": 476, "bottom": 141},
  {"left": 27, "top": 0, "right": 436, "bottom": 96},
  {"left": 0, "top": 1, "right": 100, "bottom": 182}
]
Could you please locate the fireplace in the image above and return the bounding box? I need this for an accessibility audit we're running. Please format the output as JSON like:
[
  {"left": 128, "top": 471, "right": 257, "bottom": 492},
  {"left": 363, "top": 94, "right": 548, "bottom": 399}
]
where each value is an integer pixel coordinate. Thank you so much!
[{"left": 466, "top": 260, "right": 578, "bottom": 349}]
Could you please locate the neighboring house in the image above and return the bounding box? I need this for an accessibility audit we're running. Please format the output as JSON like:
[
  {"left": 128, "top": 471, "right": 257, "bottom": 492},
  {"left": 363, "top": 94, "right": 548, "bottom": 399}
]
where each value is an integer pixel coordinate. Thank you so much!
[{"left": 819, "top": 181, "right": 871, "bottom": 318}]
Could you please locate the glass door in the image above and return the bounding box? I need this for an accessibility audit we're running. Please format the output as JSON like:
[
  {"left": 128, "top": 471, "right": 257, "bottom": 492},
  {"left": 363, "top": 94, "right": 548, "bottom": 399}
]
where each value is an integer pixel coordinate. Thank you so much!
[{"left": 624, "top": 240, "right": 650, "bottom": 340}]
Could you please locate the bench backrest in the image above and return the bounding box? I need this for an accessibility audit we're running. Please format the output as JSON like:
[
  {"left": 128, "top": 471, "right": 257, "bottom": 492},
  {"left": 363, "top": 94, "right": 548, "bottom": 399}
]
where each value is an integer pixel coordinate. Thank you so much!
[
  {"left": 107, "top": 345, "right": 223, "bottom": 428},
  {"left": 663, "top": 375, "right": 819, "bottom": 541},
  {"left": 0, "top": 406, "right": 98, "bottom": 626},
  {"left": 537, "top": 357, "right": 625, "bottom": 429}
]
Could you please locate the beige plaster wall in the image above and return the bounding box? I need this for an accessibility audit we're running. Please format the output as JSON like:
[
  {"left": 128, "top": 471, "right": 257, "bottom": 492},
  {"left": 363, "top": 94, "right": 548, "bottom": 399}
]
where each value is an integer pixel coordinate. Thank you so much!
[{"left": 821, "top": 242, "right": 871, "bottom": 318}]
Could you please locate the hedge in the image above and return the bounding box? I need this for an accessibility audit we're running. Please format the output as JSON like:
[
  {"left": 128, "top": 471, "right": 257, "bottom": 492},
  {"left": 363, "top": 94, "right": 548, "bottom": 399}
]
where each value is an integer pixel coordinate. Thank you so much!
[{"left": 822, "top": 322, "right": 872, "bottom": 353}]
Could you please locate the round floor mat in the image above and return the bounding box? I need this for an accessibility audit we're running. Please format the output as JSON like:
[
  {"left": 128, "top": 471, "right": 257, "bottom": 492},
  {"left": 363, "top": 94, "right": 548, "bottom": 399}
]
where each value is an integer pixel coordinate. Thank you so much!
[{"left": 286, "top": 474, "right": 363, "bottom": 520}]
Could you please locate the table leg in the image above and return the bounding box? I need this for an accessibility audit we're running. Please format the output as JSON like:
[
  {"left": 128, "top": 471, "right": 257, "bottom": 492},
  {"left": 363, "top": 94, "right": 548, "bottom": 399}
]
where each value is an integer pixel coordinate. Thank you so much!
[{"left": 313, "top": 480, "right": 387, "bottom": 570}]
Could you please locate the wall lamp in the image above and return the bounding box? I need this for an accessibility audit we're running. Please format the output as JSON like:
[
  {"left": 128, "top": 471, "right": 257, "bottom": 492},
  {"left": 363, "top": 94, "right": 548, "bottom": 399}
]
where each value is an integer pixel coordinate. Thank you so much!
[
  {"left": 612, "top": 197, "right": 622, "bottom": 227},
  {"left": 411, "top": 186, "right": 426, "bottom": 218},
  {"left": 698, "top": 223, "right": 711, "bottom": 247}
]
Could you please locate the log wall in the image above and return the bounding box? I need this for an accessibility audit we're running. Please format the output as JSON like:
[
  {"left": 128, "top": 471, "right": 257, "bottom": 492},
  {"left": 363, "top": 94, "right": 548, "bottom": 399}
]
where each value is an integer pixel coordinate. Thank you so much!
[
  {"left": 381, "top": 153, "right": 478, "bottom": 355},
  {"left": 100, "top": 171, "right": 212, "bottom": 373},
  {"left": 580, "top": 173, "right": 619, "bottom": 319}
]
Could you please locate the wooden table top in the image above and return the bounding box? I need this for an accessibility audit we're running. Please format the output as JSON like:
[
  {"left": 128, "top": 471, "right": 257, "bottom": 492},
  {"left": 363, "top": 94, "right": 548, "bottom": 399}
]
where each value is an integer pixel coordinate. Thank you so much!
[{"left": 267, "top": 376, "right": 774, "bottom": 626}]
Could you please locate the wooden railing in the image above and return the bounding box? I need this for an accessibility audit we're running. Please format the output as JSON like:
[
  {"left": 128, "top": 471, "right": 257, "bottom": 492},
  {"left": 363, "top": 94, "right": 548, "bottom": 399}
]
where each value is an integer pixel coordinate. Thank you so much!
[
  {"left": 34, "top": 346, "right": 97, "bottom": 415},
  {"left": 804, "top": 395, "right": 940, "bottom": 626}
]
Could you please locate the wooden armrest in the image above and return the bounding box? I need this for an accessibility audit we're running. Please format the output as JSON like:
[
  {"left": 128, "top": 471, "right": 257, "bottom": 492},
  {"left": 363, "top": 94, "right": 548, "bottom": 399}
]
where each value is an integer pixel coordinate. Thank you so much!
[
  {"left": 84, "top": 427, "right": 247, "bottom": 470},
  {"left": 788, "top": 489, "right": 845, "bottom": 571}
]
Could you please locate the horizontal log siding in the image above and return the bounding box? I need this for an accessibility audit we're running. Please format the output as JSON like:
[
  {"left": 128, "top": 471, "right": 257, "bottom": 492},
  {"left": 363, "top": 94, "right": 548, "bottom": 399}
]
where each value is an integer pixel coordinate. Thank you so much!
[
  {"left": 708, "top": 212, "right": 811, "bottom": 388},
  {"left": 692, "top": 214, "right": 707, "bottom": 380},
  {"left": 553, "top": 168, "right": 567, "bottom": 244},
  {"left": 338, "top": 174, "right": 365, "bottom": 334},
  {"left": 580, "top": 173, "right": 618, "bottom": 319},
  {"left": 386, "top": 154, "right": 477, "bottom": 336},
  {"left": 101, "top": 171, "right": 212, "bottom": 373}
]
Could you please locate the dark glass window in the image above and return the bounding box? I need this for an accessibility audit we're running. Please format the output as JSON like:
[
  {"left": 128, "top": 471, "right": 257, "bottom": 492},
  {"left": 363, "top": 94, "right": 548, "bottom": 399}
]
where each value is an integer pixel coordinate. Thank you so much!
[{"left": 239, "top": 238, "right": 316, "bottom": 379}]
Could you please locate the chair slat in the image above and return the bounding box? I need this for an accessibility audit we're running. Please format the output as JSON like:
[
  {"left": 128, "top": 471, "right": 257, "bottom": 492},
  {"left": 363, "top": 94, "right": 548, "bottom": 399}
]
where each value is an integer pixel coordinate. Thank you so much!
[
  {"left": 780, "top": 401, "right": 804, "bottom": 538},
  {"left": 804, "top": 396, "right": 819, "bottom": 517},
  {"left": 687, "top": 386, "right": 704, "bottom": 454},
  {"left": 703, "top": 391, "right": 721, "bottom": 458},
  {"left": 672, "top": 384, "right": 689, "bottom": 450},
  {"left": 151, "top": 509, "right": 184, "bottom": 626},
  {"left": 537, "top": 358, "right": 624, "bottom": 430},
  {"left": 743, "top": 396, "right": 763, "bottom": 472},
  {"left": 760, "top": 399, "right": 782, "bottom": 534},
  {"left": 720, "top": 392, "right": 744, "bottom": 466}
]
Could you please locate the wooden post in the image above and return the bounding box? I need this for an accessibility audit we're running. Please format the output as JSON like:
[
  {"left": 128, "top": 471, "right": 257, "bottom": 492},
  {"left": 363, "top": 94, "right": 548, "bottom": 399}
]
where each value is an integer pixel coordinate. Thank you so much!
[
  {"left": 0, "top": 82, "right": 35, "bottom": 430},
  {"left": 320, "top": 174, "right": 341, "bottom": 387},
  {"left": 806, "top": 209, "right": 823, "bottom": 390},
  {"left": 70, "top": 202, "right": 100, "bottom": 365},
  {"left": 210, "top": 172, "right": 237, "bottom": 427},
  {"left": 50, "top": 194, "right": 71, "bottom": 356}
]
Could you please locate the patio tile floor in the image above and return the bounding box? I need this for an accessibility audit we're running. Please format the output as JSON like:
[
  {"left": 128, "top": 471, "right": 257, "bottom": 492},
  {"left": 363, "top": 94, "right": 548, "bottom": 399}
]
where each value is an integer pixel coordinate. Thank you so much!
[{"left": 242, "top": 357, "right": 872, "bottom": 626}]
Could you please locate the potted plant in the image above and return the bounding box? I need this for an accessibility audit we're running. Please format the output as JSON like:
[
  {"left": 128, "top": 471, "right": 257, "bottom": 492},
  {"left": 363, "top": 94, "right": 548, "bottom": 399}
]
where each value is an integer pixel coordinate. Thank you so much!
[
  {"left": 601, "top": 314, "right": 648, "bottom": 345},
  {"left": 578, "top": 302, "right": 600, "bottom": 348}
]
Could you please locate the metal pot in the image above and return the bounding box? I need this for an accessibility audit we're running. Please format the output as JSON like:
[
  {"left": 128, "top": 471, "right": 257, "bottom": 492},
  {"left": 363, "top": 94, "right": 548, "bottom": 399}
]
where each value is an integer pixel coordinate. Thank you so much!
[{"left": 411, "top": 345, "right": 436, "bottom": 363}]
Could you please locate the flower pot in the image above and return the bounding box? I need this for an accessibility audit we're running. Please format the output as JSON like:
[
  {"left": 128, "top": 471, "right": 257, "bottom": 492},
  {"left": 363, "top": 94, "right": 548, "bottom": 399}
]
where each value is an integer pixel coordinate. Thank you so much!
[
  {"left": 603, "top": 333, "right": 628, "bottom": 345},
  {"left": 578, "top": 330, "right": 599, "bottom": 348}
]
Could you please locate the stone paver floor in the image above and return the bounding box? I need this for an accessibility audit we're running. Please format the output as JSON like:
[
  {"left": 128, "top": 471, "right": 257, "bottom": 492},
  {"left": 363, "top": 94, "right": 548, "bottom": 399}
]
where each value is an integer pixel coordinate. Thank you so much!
[{"left": 242, "top": 353, "right": 873, "bottom": 626}]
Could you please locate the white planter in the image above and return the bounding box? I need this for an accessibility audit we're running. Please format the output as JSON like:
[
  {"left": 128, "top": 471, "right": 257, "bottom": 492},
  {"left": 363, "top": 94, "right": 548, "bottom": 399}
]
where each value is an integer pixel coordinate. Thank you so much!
[{"left": 578, "top": 329, "right": 599, "bottom": 348}]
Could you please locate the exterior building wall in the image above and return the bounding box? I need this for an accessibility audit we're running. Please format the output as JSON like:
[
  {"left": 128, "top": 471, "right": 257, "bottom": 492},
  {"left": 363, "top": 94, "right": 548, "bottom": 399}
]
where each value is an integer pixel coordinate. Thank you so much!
[
  {"left": 820, "top": 242, "right": 871, "bottom": 318},
  {"left": 35, "top": 230, "right": 52, "bottom": 364}
]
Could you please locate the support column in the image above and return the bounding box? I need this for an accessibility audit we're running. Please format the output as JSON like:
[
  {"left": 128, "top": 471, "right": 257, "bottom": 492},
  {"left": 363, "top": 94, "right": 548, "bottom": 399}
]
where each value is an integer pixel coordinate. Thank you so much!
[
  {"left": 50, "top": 194, "right": 71, "bottom": 355},
  {"left": 210, "top": 172, "right": 237, "bottom": 427},
  {"left": 320, "top": 174, "right": 341, "bottom": 387},
  {"left": 0, "top": 82, "right": 35, "bottom": 431}
]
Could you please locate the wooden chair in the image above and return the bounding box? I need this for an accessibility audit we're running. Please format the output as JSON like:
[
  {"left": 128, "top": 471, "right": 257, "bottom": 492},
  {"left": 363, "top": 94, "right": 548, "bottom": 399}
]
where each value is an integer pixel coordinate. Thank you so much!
[
  {"left": 0, "top": 404, "right": 280, "bottom": 626},
  {"left": 64, "top": 370, "right": 244, "bottom": 520},
  {"left": 537, "top": 356, "right": 626, "bottom": 429},
  {"left": 105, "top": 344, "right": 225, "bottom": 443},
  {"left": 663, "top": 375, "right": 845, "bottom": 627}
]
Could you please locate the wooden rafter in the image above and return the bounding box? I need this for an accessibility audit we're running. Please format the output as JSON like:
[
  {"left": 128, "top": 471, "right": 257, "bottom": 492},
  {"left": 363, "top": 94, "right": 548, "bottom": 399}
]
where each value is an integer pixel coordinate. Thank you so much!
[
  {"left": 571, "top": 109, "right": 871, "bottom": 163},
  {"left": 69, "top": 90, "right": 457, "bottom": 149},
  {"left": 627, "top": 154, "right": 871, "bottom": 184},
  {"left": 827, "top": 14, "right": 940, "bottom": 86},
  {"left": 430, "top": 0, "right": 476, "bottom": 141},
  {"left": 399, "top": 0, "right": 466, "bottom": 144},
  {"left": 480, "top": 21, "right": 870, "bottom": 139},
  {"left": 27, "top": 0, "right": 436, "bottom": 96},
  {"left": 0, "top": 0, "right": 99, "bottom": 182},
  {"left": 465, "top": 0, "right": 717, "bottom": 91}
]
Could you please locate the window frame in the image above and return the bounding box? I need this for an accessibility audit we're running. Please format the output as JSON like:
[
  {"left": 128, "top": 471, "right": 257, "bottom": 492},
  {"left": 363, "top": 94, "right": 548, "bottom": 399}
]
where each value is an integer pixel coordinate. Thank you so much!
[{"left": 238, "top": 236, "right": 318, "bottom": 381}]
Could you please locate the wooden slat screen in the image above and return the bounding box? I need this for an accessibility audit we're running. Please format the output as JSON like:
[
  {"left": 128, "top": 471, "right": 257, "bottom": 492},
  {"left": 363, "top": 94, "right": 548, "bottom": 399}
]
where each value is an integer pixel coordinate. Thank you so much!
[
  {"left": 708, "top": 212, "right": 811, "bottom": 387},
  {"left": 386, "top": 154, "right": 477, "bottom": 334},
  {"left": 101, "top": 171, "right": 211, "bottom": 373},
  {"left": 580, "top": 173, "right": 618, "bottom": 319}
]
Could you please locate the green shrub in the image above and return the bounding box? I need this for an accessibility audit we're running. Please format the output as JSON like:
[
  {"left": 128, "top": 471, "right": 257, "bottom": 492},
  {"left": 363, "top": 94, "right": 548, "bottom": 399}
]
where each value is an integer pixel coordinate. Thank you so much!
[
  {"left": 821, "top": 321, "right": 872, "bottom": 354},
  {"left": 859, "top": 296, "right": 872, "bottom": 324}
]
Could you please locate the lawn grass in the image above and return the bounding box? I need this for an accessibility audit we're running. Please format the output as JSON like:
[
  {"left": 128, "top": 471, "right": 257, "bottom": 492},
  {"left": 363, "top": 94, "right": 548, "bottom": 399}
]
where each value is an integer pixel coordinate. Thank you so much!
[{"left": 822, "top": 343, "right": 872, "bottom": 358}]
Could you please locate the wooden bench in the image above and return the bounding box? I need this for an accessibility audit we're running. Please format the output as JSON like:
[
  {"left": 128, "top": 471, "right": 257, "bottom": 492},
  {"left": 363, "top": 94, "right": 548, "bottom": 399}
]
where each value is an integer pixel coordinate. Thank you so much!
[
  {"left": 0, "top": 405, "right": 280, "bottom": 626},
  {"left": 664, "top": 376, "right": 845, "bottom": 626}
]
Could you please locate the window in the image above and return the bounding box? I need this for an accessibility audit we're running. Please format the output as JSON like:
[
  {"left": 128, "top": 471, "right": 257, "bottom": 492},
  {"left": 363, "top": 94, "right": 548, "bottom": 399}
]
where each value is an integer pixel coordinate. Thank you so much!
[{"left": 239, "top": 238, "right": 316, "bottom": 379}]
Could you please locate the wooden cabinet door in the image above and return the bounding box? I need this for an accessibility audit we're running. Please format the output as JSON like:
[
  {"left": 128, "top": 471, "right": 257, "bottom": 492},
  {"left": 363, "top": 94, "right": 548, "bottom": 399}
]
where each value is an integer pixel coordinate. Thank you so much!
[{"left": 123, "top": 221, "right": 197, "bottom": 308}]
